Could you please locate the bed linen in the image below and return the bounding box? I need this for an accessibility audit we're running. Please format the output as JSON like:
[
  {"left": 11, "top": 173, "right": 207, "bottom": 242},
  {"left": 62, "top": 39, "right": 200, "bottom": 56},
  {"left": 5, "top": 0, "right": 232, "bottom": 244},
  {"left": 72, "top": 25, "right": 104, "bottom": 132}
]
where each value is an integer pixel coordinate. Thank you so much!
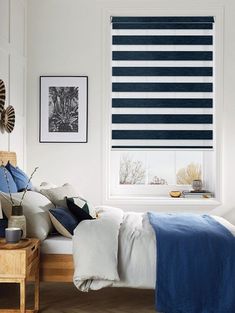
[
  {"left": 73, "top": 206, "right": 235, "bottom": 292},
  {"left": 41, "top": 235, "right": 72, "bottom": 254},
  {"left": 149, "top": 213, "right": 235, "bottom": 313},
  {"left": 73, "top": 206, "right": 155, "bottom": 291}
]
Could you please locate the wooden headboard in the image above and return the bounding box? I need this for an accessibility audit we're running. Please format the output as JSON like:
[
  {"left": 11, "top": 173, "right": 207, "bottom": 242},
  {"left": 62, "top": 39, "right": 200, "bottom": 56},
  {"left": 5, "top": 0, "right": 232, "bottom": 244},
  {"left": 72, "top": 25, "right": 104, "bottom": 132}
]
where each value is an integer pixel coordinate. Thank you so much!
[{"left": 0, "top": 151, "right": 17, "bottom": 166}]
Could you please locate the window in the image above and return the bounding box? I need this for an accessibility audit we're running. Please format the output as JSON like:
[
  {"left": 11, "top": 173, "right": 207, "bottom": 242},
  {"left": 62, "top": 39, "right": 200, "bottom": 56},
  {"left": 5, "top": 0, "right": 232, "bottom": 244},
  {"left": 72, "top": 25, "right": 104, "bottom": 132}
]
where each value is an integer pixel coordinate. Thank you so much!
[
  {"left": 109, "top": 16, "right": 215, "bottom": 199},
  {"left": 110, "top": 150, "right": 214, "bottom": 197}
]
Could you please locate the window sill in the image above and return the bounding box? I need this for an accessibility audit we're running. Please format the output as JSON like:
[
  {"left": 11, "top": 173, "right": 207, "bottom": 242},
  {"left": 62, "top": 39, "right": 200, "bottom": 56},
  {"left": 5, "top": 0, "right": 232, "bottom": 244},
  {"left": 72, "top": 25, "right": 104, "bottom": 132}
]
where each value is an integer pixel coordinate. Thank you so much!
[{"left": 105, "top": 196, "right": 221, "bottom": 207}]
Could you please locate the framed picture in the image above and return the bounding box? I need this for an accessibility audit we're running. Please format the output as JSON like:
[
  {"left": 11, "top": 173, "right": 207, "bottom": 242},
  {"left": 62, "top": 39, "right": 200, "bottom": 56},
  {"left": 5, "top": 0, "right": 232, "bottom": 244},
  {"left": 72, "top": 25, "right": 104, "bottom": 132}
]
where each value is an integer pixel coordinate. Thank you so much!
[{"left": 40, "top": 76, "right": 88, "bottom": 143}]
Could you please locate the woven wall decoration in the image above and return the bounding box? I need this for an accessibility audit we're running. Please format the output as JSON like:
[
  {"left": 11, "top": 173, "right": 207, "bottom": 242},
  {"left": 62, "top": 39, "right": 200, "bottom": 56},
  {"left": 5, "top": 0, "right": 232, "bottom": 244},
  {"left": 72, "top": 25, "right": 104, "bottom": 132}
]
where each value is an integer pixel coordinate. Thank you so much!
[
  {"left": 0, "top": 79, "right": 16, "bottom": 133},
  {"left": 0, "top": 79, "right": 6, "bottom": 114},
  {"left": 1, "top": 105, "right": 15, "bottom": 133}
]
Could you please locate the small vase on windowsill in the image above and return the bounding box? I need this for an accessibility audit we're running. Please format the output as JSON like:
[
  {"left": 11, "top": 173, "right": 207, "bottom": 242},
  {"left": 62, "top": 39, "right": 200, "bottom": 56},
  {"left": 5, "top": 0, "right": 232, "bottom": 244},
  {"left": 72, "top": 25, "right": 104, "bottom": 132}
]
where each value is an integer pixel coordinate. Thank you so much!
[
  {"left": 8, "top": 205, "right": 27, "bottom": 239},
  {"left": 192, "top": 179, "right": 203, "bottom": 192}
]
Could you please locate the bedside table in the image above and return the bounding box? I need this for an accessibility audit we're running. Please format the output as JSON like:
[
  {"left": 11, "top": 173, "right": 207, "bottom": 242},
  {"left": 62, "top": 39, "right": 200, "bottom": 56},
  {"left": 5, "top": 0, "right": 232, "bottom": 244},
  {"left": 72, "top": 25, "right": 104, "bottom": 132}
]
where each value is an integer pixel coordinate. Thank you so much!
[{"left": 0, "top": 238, "right": 40, "bottom": 313}]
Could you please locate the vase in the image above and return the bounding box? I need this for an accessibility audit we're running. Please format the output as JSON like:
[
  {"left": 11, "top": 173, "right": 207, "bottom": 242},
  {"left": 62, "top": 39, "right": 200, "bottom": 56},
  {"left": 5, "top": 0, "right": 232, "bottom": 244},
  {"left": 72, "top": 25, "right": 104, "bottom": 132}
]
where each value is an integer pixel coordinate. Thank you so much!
[
  {"left": 8, "top": 205, "right": 27, "bottom": 239},
  {"left": 192, "top": 179, "right": 203, "bottom": 192}
]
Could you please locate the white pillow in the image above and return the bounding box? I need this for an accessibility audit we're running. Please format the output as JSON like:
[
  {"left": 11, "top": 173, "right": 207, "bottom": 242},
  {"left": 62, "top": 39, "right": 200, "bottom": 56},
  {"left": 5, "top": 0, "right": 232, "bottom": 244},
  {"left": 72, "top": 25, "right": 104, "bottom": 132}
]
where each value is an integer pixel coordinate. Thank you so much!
[
  {"left": 40, "top": 184, "right": 78, "bottom": 208},
  {"left": 34, "top": 181, "right": 57, "bottom": 193},
  {"left": 0, "top": 191, "right": 54, "bottom": 240}
]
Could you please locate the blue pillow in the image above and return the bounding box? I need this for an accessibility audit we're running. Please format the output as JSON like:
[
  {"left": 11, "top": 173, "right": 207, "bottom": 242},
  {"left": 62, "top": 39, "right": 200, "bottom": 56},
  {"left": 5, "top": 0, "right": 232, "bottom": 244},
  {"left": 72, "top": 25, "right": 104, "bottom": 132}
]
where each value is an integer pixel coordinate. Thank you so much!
[
  {"left": 49, "top": 207, "right": 79, "bottom": 238},
  {"left": 6, "top": 162, "right": 33, "bottom": 192},
  {"left": 0, "top": 166, "right": 17, "bottom": 193}
]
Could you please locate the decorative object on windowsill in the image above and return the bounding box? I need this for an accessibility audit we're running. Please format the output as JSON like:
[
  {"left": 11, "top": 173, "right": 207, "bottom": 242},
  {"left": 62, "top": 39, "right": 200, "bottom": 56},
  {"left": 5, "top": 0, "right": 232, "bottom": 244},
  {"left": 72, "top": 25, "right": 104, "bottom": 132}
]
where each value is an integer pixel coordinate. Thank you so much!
[
  {"left": 1, "top": 105, "right": 15, "bottom": 133},
  {"left": 169, "top": 191, "right": 182, "bottom": 198},
  {"left": 192, "top": 179, "right": 203, "bottom": 191},
  {"left": 0, "top": 165, "right": 39, "bottom": 238},
  {"left": 182, "top": 190, "right": 213, "bottom": 199},
  {"left": 0, "top": 79, "right": 6, "bottom": 114}
]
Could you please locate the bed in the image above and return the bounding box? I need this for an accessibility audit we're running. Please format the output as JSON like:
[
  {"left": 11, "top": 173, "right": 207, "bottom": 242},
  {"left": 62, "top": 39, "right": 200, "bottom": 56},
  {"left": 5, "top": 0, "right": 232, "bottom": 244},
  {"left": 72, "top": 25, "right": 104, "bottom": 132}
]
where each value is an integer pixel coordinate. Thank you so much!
[
  {"left": 2, "top": 150, "right": 235, "bottom": 313},
  {"left": 40, "top": 236, "right": 73, "bottom": 282},
  {"left": 0, "top": 151, "right": 74, "bottom": 282},
  {"left": 1, "top": 150, "right": 235, "bottom": 285},
  {"left": 0, "top": 151, "right": 156, "bottom": 286}
]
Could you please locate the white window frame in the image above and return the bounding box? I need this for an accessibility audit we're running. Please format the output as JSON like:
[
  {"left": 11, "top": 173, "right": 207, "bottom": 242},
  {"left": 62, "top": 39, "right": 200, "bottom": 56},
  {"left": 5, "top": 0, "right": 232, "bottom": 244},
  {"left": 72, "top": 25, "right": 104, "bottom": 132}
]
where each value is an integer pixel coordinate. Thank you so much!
[
  {"left": 101, "top": 6, "right": 224, "bottom": 209},
  {"left": 109, "top": 150, "right": 212, "bottom": 197}
]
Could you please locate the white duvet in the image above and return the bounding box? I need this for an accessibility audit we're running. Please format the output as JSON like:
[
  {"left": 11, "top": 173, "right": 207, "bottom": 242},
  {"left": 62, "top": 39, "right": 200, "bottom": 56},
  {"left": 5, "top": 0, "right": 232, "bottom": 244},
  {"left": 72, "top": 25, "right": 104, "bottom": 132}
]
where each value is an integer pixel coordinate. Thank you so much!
[{"left": 73, "top": 206, "right": 235, "bottom": 292}]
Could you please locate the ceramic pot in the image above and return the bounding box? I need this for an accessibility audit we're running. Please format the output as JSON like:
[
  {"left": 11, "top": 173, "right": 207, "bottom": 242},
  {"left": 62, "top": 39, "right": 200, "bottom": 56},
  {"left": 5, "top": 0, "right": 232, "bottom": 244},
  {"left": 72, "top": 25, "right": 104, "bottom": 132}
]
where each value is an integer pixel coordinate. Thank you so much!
[
  {"left": 8, "top": 205, "right": 27, "bottom": 238},
  {"left": 192, "top": 179, "right": 202, "bottom": 191}
]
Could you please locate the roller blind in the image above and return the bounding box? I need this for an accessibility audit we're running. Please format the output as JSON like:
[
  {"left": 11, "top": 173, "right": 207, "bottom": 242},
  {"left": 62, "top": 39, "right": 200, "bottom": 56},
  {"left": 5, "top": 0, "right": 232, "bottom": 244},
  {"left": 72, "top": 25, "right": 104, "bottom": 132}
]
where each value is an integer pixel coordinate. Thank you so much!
[{"left": 111, "top": 16, "right": 214, "bottom": 149}]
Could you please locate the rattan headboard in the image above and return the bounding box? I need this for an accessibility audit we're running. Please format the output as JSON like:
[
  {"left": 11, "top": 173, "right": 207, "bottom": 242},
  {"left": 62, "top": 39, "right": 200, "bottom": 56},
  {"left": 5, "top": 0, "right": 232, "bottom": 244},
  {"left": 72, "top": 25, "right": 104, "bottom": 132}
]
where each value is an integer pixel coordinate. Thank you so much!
[{"left": 0, "top": 151, "right": 17, "bottom": 166}]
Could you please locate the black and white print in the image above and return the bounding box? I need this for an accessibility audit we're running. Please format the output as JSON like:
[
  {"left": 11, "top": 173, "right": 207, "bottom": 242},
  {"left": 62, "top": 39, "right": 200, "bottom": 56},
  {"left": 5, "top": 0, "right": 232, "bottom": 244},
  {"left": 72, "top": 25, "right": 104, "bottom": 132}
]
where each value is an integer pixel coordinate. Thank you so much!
[
  {"left": 40, "top": 76, "right": 88, "bottom": 143},
  {"left": 49, "top": 86, "right": 79, "bottom": 133}
]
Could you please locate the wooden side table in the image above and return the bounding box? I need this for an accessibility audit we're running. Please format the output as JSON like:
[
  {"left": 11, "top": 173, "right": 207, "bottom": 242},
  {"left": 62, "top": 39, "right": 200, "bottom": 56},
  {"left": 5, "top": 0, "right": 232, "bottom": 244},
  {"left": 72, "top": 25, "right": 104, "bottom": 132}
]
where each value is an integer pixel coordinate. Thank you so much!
[{"left": 0, "top": 238, "right": 40, "bottom": 313}]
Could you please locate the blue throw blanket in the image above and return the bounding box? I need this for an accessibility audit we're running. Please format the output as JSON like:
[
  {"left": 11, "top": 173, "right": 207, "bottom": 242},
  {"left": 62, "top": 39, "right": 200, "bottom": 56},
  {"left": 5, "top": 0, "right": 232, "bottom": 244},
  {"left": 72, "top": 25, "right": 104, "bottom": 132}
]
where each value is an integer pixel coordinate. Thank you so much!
[{"left": 148, "top": 213, "right": 235, "bottom": 313}]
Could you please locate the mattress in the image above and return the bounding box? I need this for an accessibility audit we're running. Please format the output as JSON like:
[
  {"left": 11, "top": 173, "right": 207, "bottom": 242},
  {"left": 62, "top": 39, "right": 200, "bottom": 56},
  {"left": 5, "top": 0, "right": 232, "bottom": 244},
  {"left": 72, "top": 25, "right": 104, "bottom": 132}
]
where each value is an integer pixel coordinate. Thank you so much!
[
  {"left": 41, "top": 235, "right": 72, "bottom": 254},
  {"left": 40, "top": 216, "right": 235, "bottom": 256}
]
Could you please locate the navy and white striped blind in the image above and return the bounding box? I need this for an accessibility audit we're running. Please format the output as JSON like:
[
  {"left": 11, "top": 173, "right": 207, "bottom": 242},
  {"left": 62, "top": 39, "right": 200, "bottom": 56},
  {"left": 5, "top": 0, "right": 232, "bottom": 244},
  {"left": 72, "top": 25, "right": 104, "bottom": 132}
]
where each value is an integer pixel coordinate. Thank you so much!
[{"left": 111, "top": 16, "right": 214, "bottom": 149}]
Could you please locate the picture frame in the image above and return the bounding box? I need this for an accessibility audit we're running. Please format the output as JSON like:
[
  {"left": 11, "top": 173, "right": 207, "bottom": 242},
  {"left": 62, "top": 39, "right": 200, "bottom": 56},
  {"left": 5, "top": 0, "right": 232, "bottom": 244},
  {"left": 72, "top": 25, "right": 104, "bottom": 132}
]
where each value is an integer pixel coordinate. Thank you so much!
[{"left": 39, "top": 76, "right": 88, "bottom": 143}]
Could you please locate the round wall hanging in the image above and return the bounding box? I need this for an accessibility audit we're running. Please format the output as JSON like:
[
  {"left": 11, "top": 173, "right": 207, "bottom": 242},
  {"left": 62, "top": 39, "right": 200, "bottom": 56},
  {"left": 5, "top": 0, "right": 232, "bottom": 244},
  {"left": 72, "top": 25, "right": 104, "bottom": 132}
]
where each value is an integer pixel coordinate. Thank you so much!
[
  {"left": 0, "top": 79, "right": 6, "bottom": 114},
  {"left": 1, "top": 105, "right": 15, "bottom": 133}
]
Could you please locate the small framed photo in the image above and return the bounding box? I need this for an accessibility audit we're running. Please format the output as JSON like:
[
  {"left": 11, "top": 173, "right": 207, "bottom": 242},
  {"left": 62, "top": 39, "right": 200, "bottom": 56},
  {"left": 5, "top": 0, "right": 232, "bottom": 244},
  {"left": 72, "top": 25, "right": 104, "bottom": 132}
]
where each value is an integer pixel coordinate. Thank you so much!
[{"left": 40, "top": 76, "right": 88, "bottom": 143}]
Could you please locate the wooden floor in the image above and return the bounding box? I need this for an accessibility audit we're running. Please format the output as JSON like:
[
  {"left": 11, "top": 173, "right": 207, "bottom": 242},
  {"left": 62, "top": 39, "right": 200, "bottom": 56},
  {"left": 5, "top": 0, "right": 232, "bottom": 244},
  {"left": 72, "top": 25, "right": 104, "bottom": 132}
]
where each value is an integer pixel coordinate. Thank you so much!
[{"left": 0, "top": 282, "right": 156, "bottom": 313}]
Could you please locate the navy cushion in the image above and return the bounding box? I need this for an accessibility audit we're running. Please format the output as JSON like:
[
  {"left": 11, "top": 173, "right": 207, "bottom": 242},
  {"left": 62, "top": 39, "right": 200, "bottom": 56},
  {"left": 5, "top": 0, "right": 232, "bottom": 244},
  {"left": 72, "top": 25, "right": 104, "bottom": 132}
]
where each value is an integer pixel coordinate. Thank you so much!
[
  {"left": 49, "top": 207, "right": 79, "bottom": 238},
  {"left": 6, "top": 162, "right": 33, "bottom": 192},
  {"left": 66, "top": 198, "right": 94, "bottom": 223},
  {"left": 0, "top": 166, "right": 18, "bottom": 193}
]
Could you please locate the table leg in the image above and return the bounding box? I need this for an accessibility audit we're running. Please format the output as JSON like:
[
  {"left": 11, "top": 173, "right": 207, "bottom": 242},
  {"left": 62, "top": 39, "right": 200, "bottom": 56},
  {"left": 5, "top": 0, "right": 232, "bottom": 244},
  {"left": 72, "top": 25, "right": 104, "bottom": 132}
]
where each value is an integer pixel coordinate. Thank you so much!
[
  {"left": 34, "top": 264, "right": 40, "bottom": 312},
  {"left": 20, "top": 278, "right": 26, "bottom": 313}
]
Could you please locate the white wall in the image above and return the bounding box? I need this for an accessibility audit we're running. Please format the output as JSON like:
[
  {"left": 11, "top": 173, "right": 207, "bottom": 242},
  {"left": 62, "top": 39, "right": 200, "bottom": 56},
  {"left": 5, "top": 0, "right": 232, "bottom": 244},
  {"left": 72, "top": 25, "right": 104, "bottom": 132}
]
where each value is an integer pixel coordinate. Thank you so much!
[
  {"left": 27, "top": 0, "right": 103, "bottom": 204},
  {"left": 0, "top": 0, "right": 27, "bottom": 169},
  {"left": 27, "top": 0, "right": 235, "bottom": 216}
]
